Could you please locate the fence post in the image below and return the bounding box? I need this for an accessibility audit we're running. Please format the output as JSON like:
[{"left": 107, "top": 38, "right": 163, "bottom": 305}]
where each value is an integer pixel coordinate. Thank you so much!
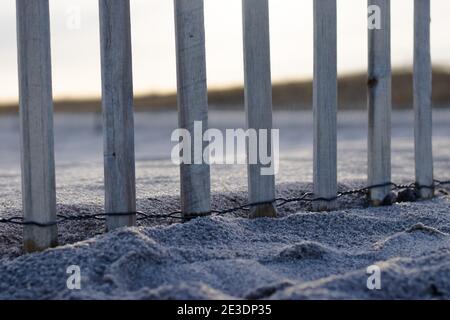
[
  {"left": 99, "top": 0, "right": 136, "bottom": 230},
  {"left": 174, "top": 0, "right": 211, "bottom": 218},
  {"left": 313, "top": 0, "right": 337, "bottom": 211},
  {"left": 242, "top": 0, "right": 277, "bottom": 218},
  {"left": 16, "top": 0, "right": 57, "bottom": 252},
  {"left": 414, "top": 0, "right": 434, "bottom": 199},
  {"left": 368, "top": 0, "right": 391, "bottom": 206}
]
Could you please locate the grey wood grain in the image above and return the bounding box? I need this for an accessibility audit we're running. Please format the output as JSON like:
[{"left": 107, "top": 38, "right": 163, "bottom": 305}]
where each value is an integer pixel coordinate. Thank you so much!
[
  {"left": 414, "top": 0, "right": 434, "bottom": 199},
  {"left": 368, "top": 0, "right": 391, "bottom": 206},
  {"left": 16, "top": 0, "right": 57, "bottom": 252},
  {"left": 99, "top": 0, "right": 136, "bottom": 230},
  {"left": 242, "top": 0, "right": 277, "bottom": 218},
  {"left": 174, "top": 0, "right": 211, "bottom": 218},
  {"left": 313, "top": 0, "right": 337, "bottom": 211}
]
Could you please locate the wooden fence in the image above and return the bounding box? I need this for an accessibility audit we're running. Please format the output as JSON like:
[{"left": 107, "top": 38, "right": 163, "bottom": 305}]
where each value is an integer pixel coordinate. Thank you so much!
[{"left": 14, "top": 0, "right": 434, "bottom": 252}]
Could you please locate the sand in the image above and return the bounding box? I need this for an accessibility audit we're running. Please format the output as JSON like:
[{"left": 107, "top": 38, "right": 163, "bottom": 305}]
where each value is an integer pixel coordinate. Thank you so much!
[{"left": 0, "top": 110, "right": 449, "bottom": 300}]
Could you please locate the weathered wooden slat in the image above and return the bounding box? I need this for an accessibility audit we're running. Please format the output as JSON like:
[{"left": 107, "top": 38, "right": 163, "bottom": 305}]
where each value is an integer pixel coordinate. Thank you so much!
[
  {"left": 313, "top": 0, "right": 337, "bottom": 211},
  {"left": 414, "top": 0, "right": 434, "bottom": 199},
  {"left": 16, "top": 0, "right": 57, "bottom": 252},
  {"left": 242, "top": 0, "right": 277, "bottom": 218},
  {"left": 99, "top": 0, "right": 136, "bottom": 230},
  {"left": 174, "top": 0, "right": 211, "bottom": 218},
  {"left": 368, "top": 0, "right": 391, "bottom": 205}
]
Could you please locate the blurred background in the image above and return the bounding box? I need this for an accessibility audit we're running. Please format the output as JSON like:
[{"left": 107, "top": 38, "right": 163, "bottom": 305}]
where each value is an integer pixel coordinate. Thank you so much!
[
  {"left": 1, "top": 0, "right": 450, "bottom": 111},
  {"left": 0, "top": 0, "right": 449, "bottom": 230}
]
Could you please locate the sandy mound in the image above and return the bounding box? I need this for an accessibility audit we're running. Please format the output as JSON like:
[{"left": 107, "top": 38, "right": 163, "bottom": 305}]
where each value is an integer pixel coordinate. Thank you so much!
[
  {"left": 1, "top": 110, "right": 450, "bottom": 299},
  {"left": 1, "top": 197, "right": 450, "bottom": 299}
]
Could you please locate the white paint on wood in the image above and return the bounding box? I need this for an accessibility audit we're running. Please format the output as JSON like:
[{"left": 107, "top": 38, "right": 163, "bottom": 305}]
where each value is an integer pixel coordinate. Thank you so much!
[
  {"left": 16, "top": 0, "right": 57, "bottom": 252},
  {"left": 242, "top": 0, "right": 277, "bottom": 218},
  {"left": 313, "top": 0, "right": 338, "bottom": 211},
  {"left": 174, "top": 0, "right": 211, "bottom": 217},
  {"left": 368, "top": 0, "right": 391, "bottom": 205},
  {"left": 99, "top": 0, "right": 136, "bottom": 230},
  {"left": 414, "top": 0, "right": 434, "bottom": 199}
]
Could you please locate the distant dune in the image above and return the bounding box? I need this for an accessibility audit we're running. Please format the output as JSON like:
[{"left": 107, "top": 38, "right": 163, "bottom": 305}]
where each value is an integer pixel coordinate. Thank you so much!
[{"left": 1, "top": 69, "right": 450, "bottom": 114}]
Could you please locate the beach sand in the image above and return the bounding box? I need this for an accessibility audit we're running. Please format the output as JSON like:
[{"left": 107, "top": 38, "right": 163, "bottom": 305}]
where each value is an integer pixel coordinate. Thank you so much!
[{"left": 0, "top": 110, "right": 449, "bottom": 299}]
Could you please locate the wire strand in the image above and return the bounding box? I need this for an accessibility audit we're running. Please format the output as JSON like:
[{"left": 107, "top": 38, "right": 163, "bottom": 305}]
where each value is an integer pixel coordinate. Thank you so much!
[{"left": 1, "top": 180, "right": 449, "bottom": 227}]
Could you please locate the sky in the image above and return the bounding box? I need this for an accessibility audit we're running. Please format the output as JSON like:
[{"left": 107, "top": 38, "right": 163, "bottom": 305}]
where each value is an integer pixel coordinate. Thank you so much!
[{"left": 1, "top": 0, "right": 450, "bottom": 103}]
